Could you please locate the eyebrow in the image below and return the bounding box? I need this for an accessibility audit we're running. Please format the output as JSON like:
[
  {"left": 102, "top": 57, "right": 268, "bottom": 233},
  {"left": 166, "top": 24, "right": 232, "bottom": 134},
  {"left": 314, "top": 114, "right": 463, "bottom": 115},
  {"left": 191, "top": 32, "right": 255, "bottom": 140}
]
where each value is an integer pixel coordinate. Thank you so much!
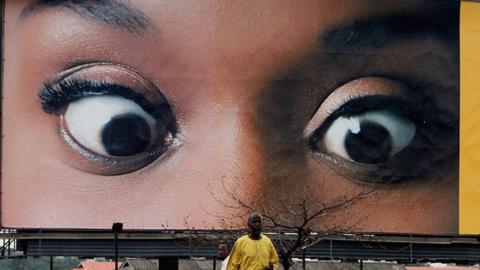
[
  {"left": 19, "top": 0, "right": 152, "bottom": 34},
  {"left": 323, "top": 8, "right": 459, "bottom": 51}
]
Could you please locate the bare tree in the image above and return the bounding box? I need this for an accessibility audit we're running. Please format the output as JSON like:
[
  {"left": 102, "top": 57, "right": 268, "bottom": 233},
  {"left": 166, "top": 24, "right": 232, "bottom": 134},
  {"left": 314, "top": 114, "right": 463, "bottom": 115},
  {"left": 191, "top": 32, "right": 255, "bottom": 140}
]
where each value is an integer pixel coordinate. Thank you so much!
[{"left": 205, "top": 177, "right": 376, "bottom": 270}]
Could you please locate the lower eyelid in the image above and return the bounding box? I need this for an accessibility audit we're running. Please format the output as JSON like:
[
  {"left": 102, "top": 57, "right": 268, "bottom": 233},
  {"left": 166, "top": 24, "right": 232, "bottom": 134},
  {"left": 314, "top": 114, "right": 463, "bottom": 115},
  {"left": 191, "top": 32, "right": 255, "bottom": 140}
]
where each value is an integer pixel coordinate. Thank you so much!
[
  {"left": 59, "top": 120, "right": 179, "bottom": 176},
  {"left": 312, "top": 132, "right": 457, "bottom": 186},
  {"left": 312, "top": 148, "right": 453, "bottom": 185}
]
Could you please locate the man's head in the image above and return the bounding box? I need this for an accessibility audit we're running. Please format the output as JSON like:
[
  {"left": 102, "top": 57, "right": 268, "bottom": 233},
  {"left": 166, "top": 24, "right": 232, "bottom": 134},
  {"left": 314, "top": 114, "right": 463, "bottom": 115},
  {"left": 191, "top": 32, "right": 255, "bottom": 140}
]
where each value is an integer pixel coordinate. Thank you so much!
[
  {"left": 218, "top": 243, "right": 228, "bottom": 259},
  {"left": 247, "top": 212, "right": 263, "bottom": 237}
]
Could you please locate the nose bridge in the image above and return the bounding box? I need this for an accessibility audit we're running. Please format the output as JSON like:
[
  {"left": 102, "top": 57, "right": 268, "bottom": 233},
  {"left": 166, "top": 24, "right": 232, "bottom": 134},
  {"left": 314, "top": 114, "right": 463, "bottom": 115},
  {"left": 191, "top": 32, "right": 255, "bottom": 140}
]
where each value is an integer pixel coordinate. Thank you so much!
[
  {"left": 215, "top": 91, "right": 268, "bottom": 187},
  {"left": 178, "top": 85, "right": 269, "bottom": 224}
]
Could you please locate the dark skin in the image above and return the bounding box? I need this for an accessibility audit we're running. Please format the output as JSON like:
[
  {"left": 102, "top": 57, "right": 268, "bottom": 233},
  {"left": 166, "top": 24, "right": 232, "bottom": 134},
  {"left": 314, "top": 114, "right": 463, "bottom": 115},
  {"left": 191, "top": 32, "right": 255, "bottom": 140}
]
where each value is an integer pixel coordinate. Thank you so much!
[
  {"left": 218, "top": 243, "right": 229, "bottom": 259},
  {"left": 247, "top": 213, "right": 274, "bottom": 270},
  {"left": 247, "top": 213, "right": 263, "bottom": 240},
  {"left": 3, "top": 0, "right": 458, "bottom": 233}
]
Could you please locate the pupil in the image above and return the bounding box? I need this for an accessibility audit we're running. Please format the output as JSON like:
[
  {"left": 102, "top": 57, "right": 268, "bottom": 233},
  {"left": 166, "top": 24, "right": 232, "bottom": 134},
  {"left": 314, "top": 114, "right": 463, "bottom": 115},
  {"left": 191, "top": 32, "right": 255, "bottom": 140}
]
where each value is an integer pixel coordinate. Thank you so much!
[
  {"left": 101, "top": 113, "right": 151, "bottom": 156},
  {"left": 344, "top": 121, "right": 392, "bottom": 164}
]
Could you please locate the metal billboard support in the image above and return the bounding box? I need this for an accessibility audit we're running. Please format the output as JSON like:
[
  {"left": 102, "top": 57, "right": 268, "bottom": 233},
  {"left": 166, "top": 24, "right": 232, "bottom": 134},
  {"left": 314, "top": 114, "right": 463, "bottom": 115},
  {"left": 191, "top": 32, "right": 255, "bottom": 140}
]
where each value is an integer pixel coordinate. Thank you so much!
[{"left": 112, "top": 223, "right": 124, "bottom": 270}]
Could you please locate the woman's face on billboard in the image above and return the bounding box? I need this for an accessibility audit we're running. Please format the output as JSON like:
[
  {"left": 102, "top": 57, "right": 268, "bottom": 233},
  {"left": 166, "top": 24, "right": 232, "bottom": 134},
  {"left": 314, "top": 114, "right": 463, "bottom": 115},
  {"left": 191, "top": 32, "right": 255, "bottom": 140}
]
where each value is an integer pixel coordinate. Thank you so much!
[{"left": 3, "top": 0, "right": 459, "bottom": 233}]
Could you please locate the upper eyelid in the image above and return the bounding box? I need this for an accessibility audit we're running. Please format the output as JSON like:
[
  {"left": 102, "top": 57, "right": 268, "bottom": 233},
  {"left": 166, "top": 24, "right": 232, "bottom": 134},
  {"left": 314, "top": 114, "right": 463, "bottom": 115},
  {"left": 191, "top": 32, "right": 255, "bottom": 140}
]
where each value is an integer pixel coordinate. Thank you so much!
[
  {"left": 38, "top": 62, "right": 169, "bottom": 108},
  {"left": 303, "top": 76, "right": 411, "bottom": 138},
  {"left": 54, "top": 62, "right": 150, "bottom": 83},
  {"left": 307, "top": 96, "right": 417, "bottom": 152}
]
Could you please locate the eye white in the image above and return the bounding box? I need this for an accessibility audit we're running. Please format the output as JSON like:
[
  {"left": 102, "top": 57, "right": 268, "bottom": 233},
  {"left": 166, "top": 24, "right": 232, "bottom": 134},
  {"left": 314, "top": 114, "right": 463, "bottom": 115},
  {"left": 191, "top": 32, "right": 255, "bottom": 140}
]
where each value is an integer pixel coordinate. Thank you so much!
[
  {"left": 323, "top": 110, "right": 416, "bottom": 162},
  {"left": 64, "top": 95, "right": 156, "bottom": 156}
]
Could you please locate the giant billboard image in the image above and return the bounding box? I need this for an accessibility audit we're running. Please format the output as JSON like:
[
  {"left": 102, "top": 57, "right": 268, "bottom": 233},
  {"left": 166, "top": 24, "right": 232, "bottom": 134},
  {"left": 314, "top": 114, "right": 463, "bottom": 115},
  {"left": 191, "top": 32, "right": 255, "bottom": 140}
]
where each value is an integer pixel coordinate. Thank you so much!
[{"left": 2, "top": 0, "right": 461, "bottom": 233}]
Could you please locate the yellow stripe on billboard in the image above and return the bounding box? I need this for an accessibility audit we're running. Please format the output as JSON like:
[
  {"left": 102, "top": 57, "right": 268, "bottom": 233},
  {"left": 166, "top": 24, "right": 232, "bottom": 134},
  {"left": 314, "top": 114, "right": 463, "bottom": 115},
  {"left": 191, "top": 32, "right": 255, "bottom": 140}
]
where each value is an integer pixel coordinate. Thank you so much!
[{"left": 460, "top": 0, "right": 480, "bottom": 234}]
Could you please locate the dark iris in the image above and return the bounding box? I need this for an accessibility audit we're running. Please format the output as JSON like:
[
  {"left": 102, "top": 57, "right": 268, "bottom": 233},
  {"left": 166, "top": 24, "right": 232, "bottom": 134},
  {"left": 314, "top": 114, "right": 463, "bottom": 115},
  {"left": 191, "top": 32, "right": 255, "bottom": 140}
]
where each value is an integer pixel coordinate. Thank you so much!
[
  {"left": 344, "top": 121, "right": 392, "bottom": 164},
  {"left": 101, "top": 113, "right": 151, "bottom": 156}
]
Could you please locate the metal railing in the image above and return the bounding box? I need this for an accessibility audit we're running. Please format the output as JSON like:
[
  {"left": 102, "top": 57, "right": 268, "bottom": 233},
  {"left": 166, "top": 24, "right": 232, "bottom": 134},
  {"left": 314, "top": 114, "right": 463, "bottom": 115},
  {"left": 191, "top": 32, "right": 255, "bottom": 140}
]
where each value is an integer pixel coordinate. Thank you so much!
[{"left": 0, "top": 229, "right": 23, "bottom": 258}]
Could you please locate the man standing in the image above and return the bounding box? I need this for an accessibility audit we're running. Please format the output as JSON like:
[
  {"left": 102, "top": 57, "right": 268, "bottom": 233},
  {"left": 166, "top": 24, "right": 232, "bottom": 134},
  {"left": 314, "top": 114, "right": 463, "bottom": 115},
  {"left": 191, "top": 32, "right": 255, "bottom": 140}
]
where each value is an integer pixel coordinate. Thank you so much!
[
  {"left": 218, "top": 243, "right": 230, "bottom": 270},
  {"left": 227, "top": 213, "right": 279, "bottom": 270}
]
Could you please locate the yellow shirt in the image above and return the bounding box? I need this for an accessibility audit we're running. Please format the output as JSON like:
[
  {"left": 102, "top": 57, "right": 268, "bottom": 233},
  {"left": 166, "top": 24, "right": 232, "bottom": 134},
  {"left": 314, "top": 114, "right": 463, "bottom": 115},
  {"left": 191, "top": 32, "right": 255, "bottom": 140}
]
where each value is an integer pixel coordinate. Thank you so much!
[{"left": 226, "top": 235, "right": 279, "bottom": 270}]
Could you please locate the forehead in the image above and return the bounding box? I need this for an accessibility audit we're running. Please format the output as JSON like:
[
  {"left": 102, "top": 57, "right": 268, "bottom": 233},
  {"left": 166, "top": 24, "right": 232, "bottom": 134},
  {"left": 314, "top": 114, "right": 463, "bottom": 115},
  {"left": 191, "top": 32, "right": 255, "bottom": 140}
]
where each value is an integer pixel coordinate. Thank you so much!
[{"left": 7, "top": 0, "right": 434, "bottom": 84}]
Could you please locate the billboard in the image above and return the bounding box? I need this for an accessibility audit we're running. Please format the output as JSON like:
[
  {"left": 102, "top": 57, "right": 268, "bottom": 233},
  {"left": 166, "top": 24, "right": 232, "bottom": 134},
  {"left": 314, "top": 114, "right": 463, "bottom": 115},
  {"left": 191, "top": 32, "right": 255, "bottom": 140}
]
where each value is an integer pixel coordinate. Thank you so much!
[{"left": 1, "top": 0, "right": 474, "bottom": 234}]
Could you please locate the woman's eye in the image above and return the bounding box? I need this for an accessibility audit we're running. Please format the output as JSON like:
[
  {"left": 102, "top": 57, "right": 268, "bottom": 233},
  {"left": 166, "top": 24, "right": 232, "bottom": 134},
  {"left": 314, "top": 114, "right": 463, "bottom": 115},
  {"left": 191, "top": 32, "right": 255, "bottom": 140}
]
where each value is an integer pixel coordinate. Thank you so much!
[
  {"left": 305, "top": 77, "right": 458, "bottom": 184},
  {"left": 38, "top": 64, "right": 177, "bottom": 175},
  {"left": 64, "top": 95, "right": 168, "bottom": 157},
  {"left": 322, "top": 110, "right": 416, "bottom": 164}
]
